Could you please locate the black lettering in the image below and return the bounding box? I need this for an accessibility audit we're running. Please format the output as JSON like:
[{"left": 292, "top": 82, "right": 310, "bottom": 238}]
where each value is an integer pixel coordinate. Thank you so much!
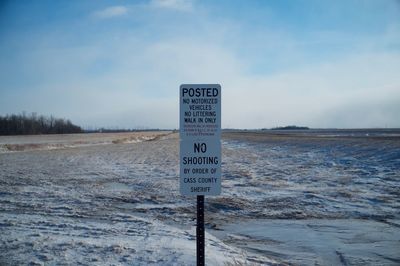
[
  {"left": 181, "top": 87, "right": 219, "bottom": 98},
  {"left": 194, "top": 143, "right": 207, "bottom": 153},
  {"left": 190, "top": 187, "right": 211, "bottom": 192},
  {"left": 213, "top": 88, "right": 218, "bottom": 97},
  {"left": 182, "top": 88, "right": 188, "bottom": 97},
  {"left": 182, "top": 156, "right": 219, "bottom": 165}
]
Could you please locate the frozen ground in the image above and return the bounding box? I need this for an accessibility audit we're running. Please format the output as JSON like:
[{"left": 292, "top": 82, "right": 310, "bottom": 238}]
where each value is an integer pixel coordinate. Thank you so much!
[
  {"left": 217, "top": 130, "right": 400, "bottom": 265},
  {"left": 0, "top": 130, "right": 399, "bottom": 265},
  {"left": 0, "top": 132, "right": 272, "bottom": 265},
  {"left": 0, "top": 132, "right": 170, "bottom": 153}
]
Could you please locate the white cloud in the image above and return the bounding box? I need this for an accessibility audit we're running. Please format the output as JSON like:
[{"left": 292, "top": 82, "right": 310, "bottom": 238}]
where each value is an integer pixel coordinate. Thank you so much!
[
  {"left": 92, "top": 6, "right": 128, "bottom": 19},
  {"left": 150, "top": 0, "right": 194, "bottom": 12},
  {"left": 4, "top": 33, "right": 399, "bottom": 129},
  {"left": 3, "top": 1, "right": 399, "bottom": 129}
]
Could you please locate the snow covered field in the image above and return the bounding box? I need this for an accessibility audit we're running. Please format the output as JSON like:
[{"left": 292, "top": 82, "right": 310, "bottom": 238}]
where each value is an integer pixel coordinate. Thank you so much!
[{"left": 1, "top": 130, "right": 399, "bottom": 265}]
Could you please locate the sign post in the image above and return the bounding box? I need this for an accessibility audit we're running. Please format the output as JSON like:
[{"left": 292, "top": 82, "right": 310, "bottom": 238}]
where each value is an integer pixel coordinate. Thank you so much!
[
  {"left": 179, "top": 84, "right": 221, "bottom": 266},
  {"left": 196, "top": 195, "right": 205, "bottom": 266}
]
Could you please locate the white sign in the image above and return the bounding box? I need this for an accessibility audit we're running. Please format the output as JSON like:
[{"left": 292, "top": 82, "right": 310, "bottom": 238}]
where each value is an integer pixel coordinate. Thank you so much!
[
  {"left": 180, "top": 84, "right": 221, "bottom": 140},
  {"left": 180, "top": 140, "right": 221, "bottom": 195},
  {"left": 180, "top": 84, "right": 221, "bottom": 196}
]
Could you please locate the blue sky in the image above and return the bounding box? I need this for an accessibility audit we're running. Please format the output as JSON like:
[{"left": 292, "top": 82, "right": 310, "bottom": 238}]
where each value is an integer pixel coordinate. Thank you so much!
[{"left": 0, "top": 0, "right": 399, "bottom": 129}]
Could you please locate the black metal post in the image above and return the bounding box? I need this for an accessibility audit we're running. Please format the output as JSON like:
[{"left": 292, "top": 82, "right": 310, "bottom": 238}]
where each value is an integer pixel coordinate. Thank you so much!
[{"left": 197, "top": 195, "right": 205, "bottom": 266}]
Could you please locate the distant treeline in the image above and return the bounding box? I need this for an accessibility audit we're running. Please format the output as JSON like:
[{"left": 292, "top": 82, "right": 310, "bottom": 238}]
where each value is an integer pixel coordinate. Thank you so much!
[
  {"left": 270, "top": 125, "right": 310, "bottom": 130},
  {"left": 0, "top": 113, "right": 82, "bottom": 135},
  {"left": 84, "top": 128, "right": 169, "bottom": 133}
]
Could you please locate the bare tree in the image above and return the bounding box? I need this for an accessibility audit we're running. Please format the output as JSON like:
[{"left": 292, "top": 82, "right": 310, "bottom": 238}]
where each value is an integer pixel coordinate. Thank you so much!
[{"left": 0, "top": 113, "right": 82, "bottom": 135}]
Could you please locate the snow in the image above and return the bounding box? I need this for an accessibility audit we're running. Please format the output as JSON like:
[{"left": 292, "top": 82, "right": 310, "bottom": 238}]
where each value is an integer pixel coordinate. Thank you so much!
[
  {"left": 1, "top": 212, "right": 258, "bottom": 265},
  {"left": 0, "top": 132, "right": 273, "bottom": 265},
  {"left": 0, "top": 132, "right": 170, "bottom": 153},
  {"left": 211, "top": 219, "right": 400, "bottom": 265},
  {"left": 1, "top": 130, "right": 399, "bottom": 265}
]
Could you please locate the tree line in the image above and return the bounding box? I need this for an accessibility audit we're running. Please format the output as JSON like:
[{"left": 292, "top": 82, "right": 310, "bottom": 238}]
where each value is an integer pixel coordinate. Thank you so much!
[{"left": 0, "top": 113, "right": 82, "bottom": 135}]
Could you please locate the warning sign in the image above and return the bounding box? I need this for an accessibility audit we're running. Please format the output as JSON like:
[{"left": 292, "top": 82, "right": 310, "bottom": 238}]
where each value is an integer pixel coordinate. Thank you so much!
[
  {"left": 180, "top": 84, "right": 221, "bottom": 196},
  {"left": 180, "top": 85, "right": 221, "bottom": 140},
  {"left": 180, "top": 140, "right": 221, "bottom": 195}
]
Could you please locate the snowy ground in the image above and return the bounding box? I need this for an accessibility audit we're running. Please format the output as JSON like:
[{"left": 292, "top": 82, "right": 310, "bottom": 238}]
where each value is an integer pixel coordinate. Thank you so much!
[{"left": 0, "top": 130, "right": 399, "bottom": 265}]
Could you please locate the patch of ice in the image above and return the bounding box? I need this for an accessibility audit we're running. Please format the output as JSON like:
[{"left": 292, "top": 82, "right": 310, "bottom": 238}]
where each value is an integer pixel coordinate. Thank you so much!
[
  {"left": 0, "top": 213, "right": 274, "bottom": 265},
  {"left": 211, "top": 219, "right": 400, "bottom": 265}
]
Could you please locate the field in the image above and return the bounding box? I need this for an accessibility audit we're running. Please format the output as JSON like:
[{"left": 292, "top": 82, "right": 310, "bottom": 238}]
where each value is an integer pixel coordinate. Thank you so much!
[{"left": 1, "top": 130, "right": 399, "bottom": 265}]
